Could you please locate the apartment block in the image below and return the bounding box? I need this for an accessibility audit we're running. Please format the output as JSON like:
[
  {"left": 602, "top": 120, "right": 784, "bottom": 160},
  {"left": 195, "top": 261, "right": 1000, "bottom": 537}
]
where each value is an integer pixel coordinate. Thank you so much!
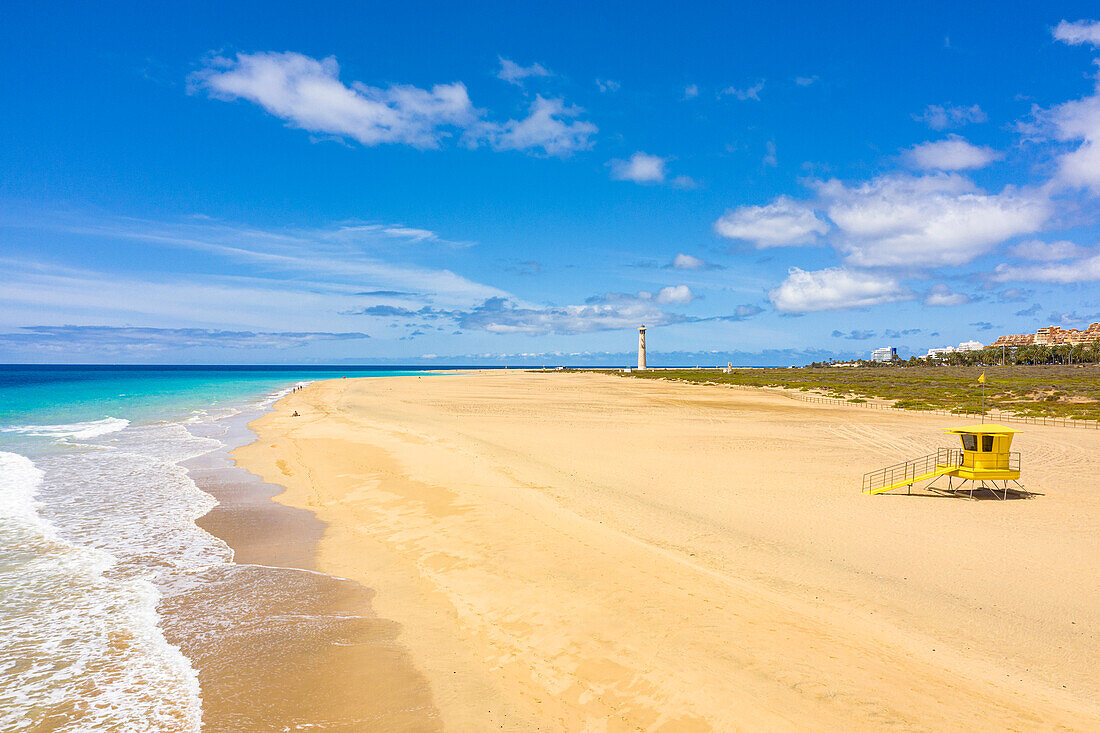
[{"left": 990, "top": 322, "right": 1100, "bottom": 348}]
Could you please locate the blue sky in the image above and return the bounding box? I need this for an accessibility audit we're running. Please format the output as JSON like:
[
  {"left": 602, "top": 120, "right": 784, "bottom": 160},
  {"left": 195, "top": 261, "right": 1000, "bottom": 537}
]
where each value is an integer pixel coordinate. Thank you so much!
[{"left": 3, "top": 2, "right": 1100, "bottom": 365}]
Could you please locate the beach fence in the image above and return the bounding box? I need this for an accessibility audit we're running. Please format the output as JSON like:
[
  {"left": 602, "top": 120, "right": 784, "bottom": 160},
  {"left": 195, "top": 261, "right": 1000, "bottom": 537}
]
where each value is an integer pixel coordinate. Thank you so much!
[{"left": 690, "top": 382, "right": 1100, "bottom": 430}]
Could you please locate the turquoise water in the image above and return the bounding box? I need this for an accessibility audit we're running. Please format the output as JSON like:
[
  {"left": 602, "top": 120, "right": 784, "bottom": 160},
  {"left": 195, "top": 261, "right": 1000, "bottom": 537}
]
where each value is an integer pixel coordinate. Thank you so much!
[
  {"left": 0, "top": 365, "right": 433, "bottom": 731},
  {"left": 0, "top": 365, "right": 429, "bottom": 435}
]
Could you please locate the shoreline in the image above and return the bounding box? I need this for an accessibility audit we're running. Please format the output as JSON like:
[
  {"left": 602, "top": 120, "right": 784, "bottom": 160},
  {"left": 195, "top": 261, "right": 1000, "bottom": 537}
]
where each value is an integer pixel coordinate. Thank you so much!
[
  {"left": 187, "top": 409, "right": 323, "bottom": 570},
  {"left": 234, "top": 371, "right": 1100, "bottom": 729},
  {"left": 172, "top": 403, "right": 440, "bottom": 730}
]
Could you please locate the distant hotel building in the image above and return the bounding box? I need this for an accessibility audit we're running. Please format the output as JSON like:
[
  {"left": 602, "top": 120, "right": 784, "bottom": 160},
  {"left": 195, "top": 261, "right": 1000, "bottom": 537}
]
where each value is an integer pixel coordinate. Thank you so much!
[
  {"left": 990, "top": 322, "right": 1100, "bottom": 348},
  {"left": 925, "top": 340, "right": 984, "bottom": 358},
  {"left": 870, "top": 346, "right": 897, "bottom": 362}
]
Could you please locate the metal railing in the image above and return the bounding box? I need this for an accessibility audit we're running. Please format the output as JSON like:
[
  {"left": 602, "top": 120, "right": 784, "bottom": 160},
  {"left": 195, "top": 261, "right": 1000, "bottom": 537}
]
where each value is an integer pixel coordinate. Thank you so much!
[
  {"left": 997, "top": 451, "right": 1022, "bottom": 472},
  {"left": 962, "top": 451, "right": 1022, "bottom": 472},
  {"left": 862, "top": 448, "right": 961, "bottom": 494},
  {"left": 864, "top": 449, "right": 1021, "bottom": 493}
]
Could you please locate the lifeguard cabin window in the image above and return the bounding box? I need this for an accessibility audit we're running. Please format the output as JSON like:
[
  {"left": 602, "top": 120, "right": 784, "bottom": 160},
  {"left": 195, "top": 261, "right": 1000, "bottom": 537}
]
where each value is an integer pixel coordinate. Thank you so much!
[
  {"left": 961, "top": 434, "right": 977, "bottom": 451},
  {"left": 982, "top": 435, "right": 994, "bottom": 452}
]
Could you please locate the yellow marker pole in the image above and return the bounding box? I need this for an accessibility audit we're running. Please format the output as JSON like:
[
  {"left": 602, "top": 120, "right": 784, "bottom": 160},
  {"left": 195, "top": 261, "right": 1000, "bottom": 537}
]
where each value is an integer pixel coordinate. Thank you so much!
[{"left": 979, "top": 372, "right": 986, "bottom": 422}]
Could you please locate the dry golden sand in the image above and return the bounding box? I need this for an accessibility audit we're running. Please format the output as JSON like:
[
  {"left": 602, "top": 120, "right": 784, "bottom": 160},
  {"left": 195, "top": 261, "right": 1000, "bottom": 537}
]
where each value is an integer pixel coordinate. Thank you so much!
[{"left": 234, "top": 371, "right": 1100, "bottom": 731}]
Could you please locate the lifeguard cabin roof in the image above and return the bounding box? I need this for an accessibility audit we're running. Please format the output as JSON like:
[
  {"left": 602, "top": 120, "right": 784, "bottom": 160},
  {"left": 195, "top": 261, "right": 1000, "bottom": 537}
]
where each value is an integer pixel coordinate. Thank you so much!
[{"left": 944, "top": 424, "right": 1022, "bottom": 435}]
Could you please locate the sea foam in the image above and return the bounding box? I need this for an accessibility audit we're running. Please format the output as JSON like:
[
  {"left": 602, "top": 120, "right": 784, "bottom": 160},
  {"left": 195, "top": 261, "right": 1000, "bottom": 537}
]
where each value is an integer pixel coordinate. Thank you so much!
[
  {"left": 0, "top": 451, "right": 46, "bottom": 527},
  {"left": 0, "top": 426, "right": 209, "bottom": 731},
  {"left": 2, "top": 417, "right": 131, "bottom": 440}
]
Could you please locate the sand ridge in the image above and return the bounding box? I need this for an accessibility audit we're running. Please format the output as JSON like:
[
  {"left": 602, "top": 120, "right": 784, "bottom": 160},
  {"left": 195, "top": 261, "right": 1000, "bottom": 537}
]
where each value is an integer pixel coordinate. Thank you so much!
[{"left": 234, "top": 371, "right": 1100, "bottom": 731}]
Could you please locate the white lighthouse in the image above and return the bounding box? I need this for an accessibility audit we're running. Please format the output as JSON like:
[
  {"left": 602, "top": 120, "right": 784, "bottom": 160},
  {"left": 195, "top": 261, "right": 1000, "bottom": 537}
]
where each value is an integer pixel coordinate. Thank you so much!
[{"left": 638, "top": 325, "right": 647, "bottom": 370}]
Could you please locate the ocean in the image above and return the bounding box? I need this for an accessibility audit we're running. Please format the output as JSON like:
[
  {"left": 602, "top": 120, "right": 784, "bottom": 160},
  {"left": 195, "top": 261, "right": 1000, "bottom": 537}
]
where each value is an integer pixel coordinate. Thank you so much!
[{"left": 0, "top": 365, "right": 433, "bottom": 731}]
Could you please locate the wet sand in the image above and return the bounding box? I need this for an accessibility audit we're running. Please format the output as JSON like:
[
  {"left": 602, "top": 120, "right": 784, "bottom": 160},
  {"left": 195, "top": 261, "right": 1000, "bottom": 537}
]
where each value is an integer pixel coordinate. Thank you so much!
[
  {"left": 169, "top": 413, "right": 439, "bottom": 731},
  {"left": 233, "top": 371, "right": 1100, "bottom": 730}
]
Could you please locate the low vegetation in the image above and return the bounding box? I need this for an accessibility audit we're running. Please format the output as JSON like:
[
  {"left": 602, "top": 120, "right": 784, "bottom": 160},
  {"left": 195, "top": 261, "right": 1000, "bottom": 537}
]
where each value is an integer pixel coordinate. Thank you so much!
[
  {"left": 813, "top": 342, "right": 1100, "bottom": 368},
  {"left": 607, "top": 365, "right": 1100, "bottom": 421}
]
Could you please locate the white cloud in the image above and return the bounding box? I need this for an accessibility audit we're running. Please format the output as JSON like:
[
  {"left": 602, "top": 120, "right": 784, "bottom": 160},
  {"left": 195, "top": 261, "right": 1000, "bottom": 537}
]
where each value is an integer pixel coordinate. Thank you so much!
[
  {"left": 794, "top": 76, "right": 818, "bottom": 87},
  {"left": 20, "top": 213, "right": 510, "bottom": 310},
  {"left": 382, "top": 227, "right": 437, "bottom": 241},
  {"left": 595, "top": 78, "right": 620, "bottom": 93},
  {"left": 683, "top": 84, "right": 699, "bottom": 100},
  {"left": 13, "top": 209, "right": 700, "bottom": 338},
  {"left": 0, "top": 326, "right": 370, "bottom": 354},
  {"left": 663, "top": 253, "right": 720, "bottom": 271},
  {"left": 353, "top": 288, "right": 699, "bottom": 336},
  {"left": 714, "top": 196, "right": 829, "bottom": 247},
  {"left": 8, "top": 211, "right": 706, "bottom": 345},
  {"left": 1053, "top": 20, "right": 1100, "bottom": 47},
  {"left": 769, "top": 267, "right": 912, "bottom": 314},
  {"left": 191, "top": 52, "right": 479, "bottom": 148},
  {"left": 497, "top": 57, "right": 552, "bottom": 86},
  {"left": 993, "top": 253, "right": 1100, "bottom": 283},
  {"left": 912, "top": 103, "right": 987, "bottom": 130},
  {"left": 1039, "top": 78, "right": 1100, "bottom": 191},
  {"left": 0, "top": 259, "right": 338, "bottom": 331},
  {"left": 608, "top": 153, "right": 694, "bottom": 187},
  {"left": 763, "top": 141, "right": 777, "bottom": 167},
  {"left": 192, "top": 52, "right": 594, "bottom": 157},
  {"left": 610, "top": 152, "right": 667, "bottom": 183},
  {"left": 671, "top": 253, "right": 707, "bottom": 270},
  {"left": 725, "top": 304, "right": 765, "bottom": 320},
  {"left": 1008, "top": 239, "right": 1085, "bottom": 261},
  {"left": 906, "top": 135, "right": 1002, "bottom": 170},
  {"left": 923, "top": 283, "right": 970, "bottom": 307},
  {"left": 483, "top": 95, "right": 596, "bottom": 156},
  {"left": 462, "top": 292, "right": 690, "bottom": 335},
  {"left": 720, "top": 80, "right": 765, "bottom": 101},
  {"left": 655, "top": 285, "right": 695, "bottom": 305},
  {"left": 818, "top": 173, "right": 1050, "bottom": 267}
]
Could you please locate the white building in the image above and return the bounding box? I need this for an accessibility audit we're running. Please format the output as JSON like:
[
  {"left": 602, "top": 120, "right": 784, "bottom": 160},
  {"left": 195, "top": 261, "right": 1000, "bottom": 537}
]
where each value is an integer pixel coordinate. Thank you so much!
[
  {"left": 870, "top": 346, "right": 897, "bottom": 362},
  {"left": 924, "top": 340, "right": 985, "bottom": 358}
]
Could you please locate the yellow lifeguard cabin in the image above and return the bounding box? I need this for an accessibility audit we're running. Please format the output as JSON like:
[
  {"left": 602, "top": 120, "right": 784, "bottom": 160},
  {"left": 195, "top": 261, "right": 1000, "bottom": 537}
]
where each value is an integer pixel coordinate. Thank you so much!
[{"left": 862, "top": 424, "right": 1027, "bottom": 500}]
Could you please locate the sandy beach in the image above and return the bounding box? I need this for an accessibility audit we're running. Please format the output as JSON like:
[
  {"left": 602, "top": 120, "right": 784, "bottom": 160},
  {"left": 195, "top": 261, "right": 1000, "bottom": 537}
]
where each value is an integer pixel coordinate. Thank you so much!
[
  {"left": 179, "top": 416, "right": 439, "bottom": 731},
  {"left": 233, "top": 371, "right": 1100, "bottom": 731}
]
